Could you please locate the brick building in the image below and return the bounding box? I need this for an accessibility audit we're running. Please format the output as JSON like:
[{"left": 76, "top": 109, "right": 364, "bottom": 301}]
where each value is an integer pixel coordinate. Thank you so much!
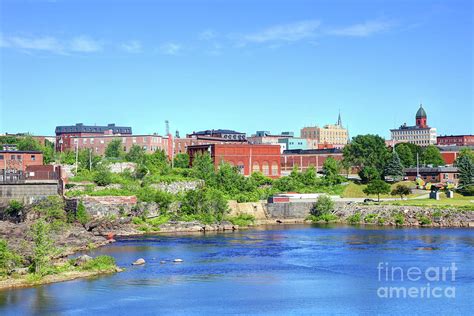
[
  {"left": 281, "top": 148, "right": 344, "bottom": 174},
  {"left": 390, "top": 105, "right": 437, "bottom": 146},
  {"left": 404, "top": 167, "right": 458, "bottom": 186},
  {"left": 187, "top": 144, "right": 281, "bottom": 178},
  {"left": 438, "top": 146, "right": 474, "bottom": 165},
  {"left": 55, "top": 123, "right": 132, "bottom": 152},
  {"left": 437, "top": 135, "right": 474, "bottom": 147},
  {"left": 69, "top": 134, "right": 169, "bottom": 156},
  {"left": 0, "top": 150, "right": 43, "bottom": 172},
  {"left": 186, "top": 129, "right": 247, "bottom": 142}
]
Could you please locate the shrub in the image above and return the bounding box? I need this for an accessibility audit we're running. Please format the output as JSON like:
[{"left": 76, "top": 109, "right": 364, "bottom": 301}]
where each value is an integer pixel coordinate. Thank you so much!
[
  {"left": 318, "top": 213, "right": 338, "bottom": 223},
  {"left": 5, "top": 200, "right": 24, "bottom": 217},
  {"left": 418, "top": 215, "right": 432, "bottom": 226},
  {"left": 32, "top": 196, "right": 67, "bottom": 224},
  {"left": 0, "top": 239, "right": 22, "bottom": 276},
  {"left": 80, "top": 255, "right": 116, "bottom": 271},
  {"left": 393, "top": 213, "right": 405, "bottom": 226},
  {"left": 76, "top": 201, "right": 90, "bottom": 225},
  {"left": 30, "top": 220, "right": 55, "bottom": 276},
  {"left": 347, "top": 212, "right": 361, "bottom": 224},
  {"left": 377, "top": 217, "right": 386, "bottom": 225},
  {"left": 228, "top": 214, "right": 255, "bottom": 226},
  {"left": 363, "top": 180, "right": 391, "bottom": 202},
  {"left": 93, "top": 167, "right": 113, "bottom": 187},
  {"left": 364, "top": 213, "right": 377, "bottom": 223},
  {"left": 311, "top": 195, "right": 334, "bottom": 217},
  {"left": 391, "top": 184, "right": 412, "bottom": 199}
]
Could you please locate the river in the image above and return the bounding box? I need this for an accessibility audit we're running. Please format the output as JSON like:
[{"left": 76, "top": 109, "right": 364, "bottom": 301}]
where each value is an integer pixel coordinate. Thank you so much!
[{"left": 1, "top": 224, "right": 473, "bottom": 315}]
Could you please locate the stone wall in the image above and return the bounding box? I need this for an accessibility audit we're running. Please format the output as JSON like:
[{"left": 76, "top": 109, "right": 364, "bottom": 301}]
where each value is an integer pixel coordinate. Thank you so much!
[
  {"left": 228, "top": 200, "right": 268, "bottom": 220},
  {"left": 68, "top": 196, "right": 138, "bottom": 217},
  {"left": 150, "top": 180, "right": 204, "bottom": 194},
  {"left": 0, "top": 183, "right": 59, "bottom": 206},
  {"left": 266, "top": 202, "right": 314, "bottom": 219}
]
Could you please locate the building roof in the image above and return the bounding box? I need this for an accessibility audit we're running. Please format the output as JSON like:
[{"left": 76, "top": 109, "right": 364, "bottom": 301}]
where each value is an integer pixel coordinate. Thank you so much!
[
  {"left": 437, "top": 145, "right": 474, "bottom": 152},
  {"left": 55, "top": 123, "right": 132, "bottom": 135},
  {"left": 191, "top": 129, "right": 245, "bottom": 135},
  {"left": 283, "top": 148, "right": 343, "bottom": 155},
  {"left": 0, "top": 150, "right": 42, "bottom": 154},
  {"left": 404, "top": 166, "right": 458, "bottom": 173},
  {"left": 416, "top": 104, "right": 427, "bottom": 118},
  {"left": 390, "top": 123, "right": 433, "bottom": 131}
]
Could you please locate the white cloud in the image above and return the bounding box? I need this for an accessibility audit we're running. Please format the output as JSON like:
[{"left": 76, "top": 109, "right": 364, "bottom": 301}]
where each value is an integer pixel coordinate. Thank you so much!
[
  {"left": 120, "top": 40, "right": 142, "bottom": 53},
  {"left": 327, "top": 20, "right": 393, "bottom": 37},
  {"left": 69, "top": 36, "right": 102, "bottom": 52},
  {"left": 0, "top": 34, "right": 103, "bottom": 54},
  {"left": 159, "top": 42, "right": 182, "bottom": 55},
  {"left": 198, "top": 29, "right": 217, "bottom": 41},
  {"left": 238, "top": 20, "right": 321, "bottom": 45}
]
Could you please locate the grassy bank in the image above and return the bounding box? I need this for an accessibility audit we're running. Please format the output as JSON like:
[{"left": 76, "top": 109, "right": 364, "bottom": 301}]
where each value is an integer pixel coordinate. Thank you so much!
[{"left": 0, "top": 255, "right": 121, "bottom": 290}]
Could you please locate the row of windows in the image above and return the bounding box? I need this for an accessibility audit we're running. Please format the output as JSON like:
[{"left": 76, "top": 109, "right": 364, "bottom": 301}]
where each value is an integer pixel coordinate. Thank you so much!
[
  {"left": 0, "top": 155, "right": 36, "bottom": 161},
  {"left": 73, "top": 137, "right": 162, "bottom": 145}
]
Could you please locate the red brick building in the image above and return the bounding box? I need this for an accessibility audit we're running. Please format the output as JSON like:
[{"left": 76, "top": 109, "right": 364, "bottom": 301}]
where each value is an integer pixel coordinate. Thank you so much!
[
  {"left": 69, "top": 134, "right": 169, "bottom": 156},
  {"left": 439, "top": 146, "right": 474, "bottom": 165},
  {"left": 404, "top": 167, "right": 458, "bottom": 186},
  {"left": 281, "top": 149, "right": 344, "bottom": 174},
  {"left": 55, "top": 123, "right": 132, "bottom": 152},
  {"left": 188, "top": 144, "right": 281, "bottom": 178},
  {"left": 437, "top": 135, "right": 474, "bottom": 147},
  {"left": 0, "top": 150, "right": 44, "bottom": 172}
]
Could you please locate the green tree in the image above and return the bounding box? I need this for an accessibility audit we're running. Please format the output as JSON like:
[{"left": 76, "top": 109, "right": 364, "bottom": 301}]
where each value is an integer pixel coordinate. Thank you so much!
[
  {"left": 421, "top": 145, "right": 444, "bottom": 166},
  {"left": 457, "top": 148, "right": 474, "bottom": 163},
  {"left": 93, "top": 164, "right": 113, "bottom": 186},
  {"left": 391, "top": 184, "right": 412, "bottom": 199},
  {"left": 32, "top": 196, "right": 67, "bottom": 223},
  {"left": 363, "top": 180, "right": 391, "bottom": 202},
  {"left": 250, "top": 172, "right": 273, "bottom": 186},
  {"left": 42, "top": 140, "right": 56, "bottom": 164},
  {"left": 191, "top": 152, "right": 216, "bottom": 186},
  {"left": 384, "top": 150, "right": 404, "bottom": 180},
  {"left": 75, "top": 201, "right": 90, "bottom": 225},
  {"left": 17, "top": 136, "right": 42, "bottom": 151},
  {"left": 125, "top": 145, "right": 146, "bottom": 163},
  {"left": 301, "top": 165, "right": 318, "bottom": 186},
  {"left": 59, "top": 150, "right": 76, "bottom": 165},
  {"left": 322, "top": 157, "right": 343, "bottom": 184},
  {"left": 180, "top": 188, "right": 228, "bottom": 223},
  {"left": 311, "top": 195, "right": 334, "bottom": 216},
  {"left": 394, "top": 143, "right": 415, "bottom": 167},
  {"left": 0, "top": 239, "right": 21, "bottom": 276},
  {"left": 173, "top": 153, "right": 190, "bottom": 168},
  {"left": 105, "top": 139, "right": 124, "bottom": 159},
  {"left": 343, "top": 134, "right": 389, "bottom": 176},
  {"left": 359, "top": 166, "right": 380, "bottom": 183},
  {"left": 30, "top": 219, "right": 55, "bottom": 275},
  {"left": 144, "top": 149, "right": 170, "bottom": 175},
  {"left": 77, "top": 149, "right": 101, "bottom": 171},
  {"left": 455, "top": 154, "right": 474, "bottom": 189}
]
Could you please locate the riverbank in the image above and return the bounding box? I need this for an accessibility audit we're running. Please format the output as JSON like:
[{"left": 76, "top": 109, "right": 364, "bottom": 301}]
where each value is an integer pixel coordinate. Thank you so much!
[{"left": 0, "top": 267, "right": 122, "bottom": 290}]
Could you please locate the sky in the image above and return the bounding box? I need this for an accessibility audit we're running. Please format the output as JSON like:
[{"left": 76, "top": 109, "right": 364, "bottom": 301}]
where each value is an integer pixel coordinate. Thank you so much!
[{"left": 0, "top": 0, "right": 472, "bottom": 139}]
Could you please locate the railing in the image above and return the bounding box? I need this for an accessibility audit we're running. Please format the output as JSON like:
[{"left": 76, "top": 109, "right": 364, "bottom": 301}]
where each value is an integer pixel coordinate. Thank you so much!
[{"left": 0, "top": 170, "right": 58, "bottom": 183}]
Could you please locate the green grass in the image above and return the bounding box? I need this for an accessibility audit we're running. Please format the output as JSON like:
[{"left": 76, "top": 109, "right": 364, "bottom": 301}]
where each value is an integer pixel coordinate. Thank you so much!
[
  {"left": 227, "top": 214, "right": 256, "bottom": 226},
  {"left": 341, "top": 181, "right": 421, "bottom": 199},
  {"left": 381, "top": 194, "right": 474, "bottom": 210}
]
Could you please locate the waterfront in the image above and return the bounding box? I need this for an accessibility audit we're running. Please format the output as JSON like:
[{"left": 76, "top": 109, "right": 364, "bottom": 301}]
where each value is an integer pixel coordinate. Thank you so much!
[{"left": 1, "top": 224, "right": 473, "bottom": 315}]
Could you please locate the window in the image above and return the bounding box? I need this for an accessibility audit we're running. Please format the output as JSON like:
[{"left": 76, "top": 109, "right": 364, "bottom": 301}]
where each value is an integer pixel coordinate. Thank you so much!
[
  {"left": 11, "top": 155, "right": 16, "bottom": 160},
  {"left": 31, "top": 155, "right": 36, "bottom": 161},
  {"left": 17, "top": 155, "right": 21, "bottom": 160},
  {"left": 0, "top": 155, "right": 3, "bottom": 160},
  {"left": 252, "top": 162, "right": 260, "bottom": 173},
  {"left": 271, "top": 162, "right": 279, "bottom": 175},
  {"left": 262, "top": 161, "right": 270, "bottom": 175}
]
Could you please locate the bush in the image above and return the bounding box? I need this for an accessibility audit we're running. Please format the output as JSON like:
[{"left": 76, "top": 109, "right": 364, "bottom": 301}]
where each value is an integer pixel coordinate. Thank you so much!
[
  {"left": 377, "top": 217, "right": 386, "bottom": 225},
  {"left": 93, "top": 166, "right": 113, "bottom": 187},
  {"left": 0, "top": 239, "right": 22, "bottom": 276},
  {"left": 30, "top": 219, "right": 55, "bottom": 276},
  {"left": 228, "top": 214, "right": 255, "bottom": 226},
  {"left": 364, "top": 213, "right": 377, "bottom": 223},
  {"left": 391, "top": 184, "right": 412, "bottom": 199},
  {"left": 347, "top": 212, "right": 361, "bottom": 224},
  {"left": 80, "top": 255, "right": 116, "bottom": 271},
  {"left": 394, "top": 213, "right": 405, "bottom": 226},
  {"left": 418, "top": 215, "right": 432, "bottom": 226},
  {"left": 5, "top": 200, "right": 24, "bottom": 217},
  {"left": 76, "top": 201, "right": 90, "bottom": 225},
  {"left": 311, "top": 195, "right": 334, "bottom": 217},
  {"left": 458, "top": 185, "right": 474, "bottom": 196},
  {"left": 32, "top": 196, "right": 67, "bottom": 224}
]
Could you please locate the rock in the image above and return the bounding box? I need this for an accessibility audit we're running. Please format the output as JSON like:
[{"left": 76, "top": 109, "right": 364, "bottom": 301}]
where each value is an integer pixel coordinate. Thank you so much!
[
  {"left": 13, "top": 267, "right": 29, "bottom": 275},
  {"left": 132, "top": 258, "right": 146, "bottom": 265},
  {"left": 160, "top": 260, "right": 166, "bottom": 264},
  {"left": 75, "top": 255, "right": 93, "bottom": 266},
  {"left": 173, "top": 258, "right": 183, "bottom": 263}
]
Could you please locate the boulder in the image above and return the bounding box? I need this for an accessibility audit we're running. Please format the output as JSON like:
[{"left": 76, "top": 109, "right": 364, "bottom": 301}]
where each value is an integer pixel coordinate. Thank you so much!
[
  {"left": 132, "top": 258, "right": 146, "bottom": 265},
  {"left": 173, "top": 258, "right": 183, "bottom": 263},
  {"left": 75, "top": 254, "right": 93, "bottom": 266}
]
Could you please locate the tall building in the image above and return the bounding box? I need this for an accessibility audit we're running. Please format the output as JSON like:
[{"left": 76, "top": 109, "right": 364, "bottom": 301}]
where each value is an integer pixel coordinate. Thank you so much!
[
  {"left": 390, "top": 104, "right": 437, "bottom": 146},
  {"left": 55, "top": 123, "right": 132, "bottom": 152},
  {"left": 300, "top": 113, "right": 348, "bottom": 148},
  {"left": 437, "top": 135, "right": 474, "bottom": 146}
]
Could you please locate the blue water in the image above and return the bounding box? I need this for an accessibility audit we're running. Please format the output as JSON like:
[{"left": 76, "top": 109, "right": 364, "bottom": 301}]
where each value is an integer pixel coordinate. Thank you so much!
[{"left": 1, "top": 224, "right": 473, "bottom": 315}]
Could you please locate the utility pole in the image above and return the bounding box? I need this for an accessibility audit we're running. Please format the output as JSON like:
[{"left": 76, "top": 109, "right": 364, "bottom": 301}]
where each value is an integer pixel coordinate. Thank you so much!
[
  {"left": 75, "top": 139, "right": 79, "bottom": 175},
  {"left": 416, "top": 152, "right": 420, "bottom": 178},
  {"left": 89, "top": 148, "right": 92, "bottom": 171}
]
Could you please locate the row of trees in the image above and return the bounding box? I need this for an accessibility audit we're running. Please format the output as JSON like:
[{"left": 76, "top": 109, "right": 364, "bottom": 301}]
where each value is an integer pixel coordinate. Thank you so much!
[{"left": 342, "top": 135, "right": 447, "bottom": 183}]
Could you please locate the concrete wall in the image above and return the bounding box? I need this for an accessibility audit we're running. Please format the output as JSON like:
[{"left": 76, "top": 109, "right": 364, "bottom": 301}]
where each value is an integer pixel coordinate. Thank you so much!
[
  {"left": 0, "top": 182, "right": 58, "bottom": 205},
  {"left": 228, "top": 200, "right": 268, "bottom": 220},
  {"left": 266, "top": 202, "right": 314, "bottom": 219}
]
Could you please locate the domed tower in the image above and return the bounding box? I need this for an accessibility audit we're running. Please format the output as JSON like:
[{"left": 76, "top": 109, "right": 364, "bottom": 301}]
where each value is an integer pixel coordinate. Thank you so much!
[{"left": 415, "top": 104, "right": 427, "bottom": 128}]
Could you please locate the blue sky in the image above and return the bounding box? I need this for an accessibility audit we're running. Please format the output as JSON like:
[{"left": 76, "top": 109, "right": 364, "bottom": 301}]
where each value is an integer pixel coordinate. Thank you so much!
[{"left": 0, "top": 0, "right": 472, "bottom": 138}]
